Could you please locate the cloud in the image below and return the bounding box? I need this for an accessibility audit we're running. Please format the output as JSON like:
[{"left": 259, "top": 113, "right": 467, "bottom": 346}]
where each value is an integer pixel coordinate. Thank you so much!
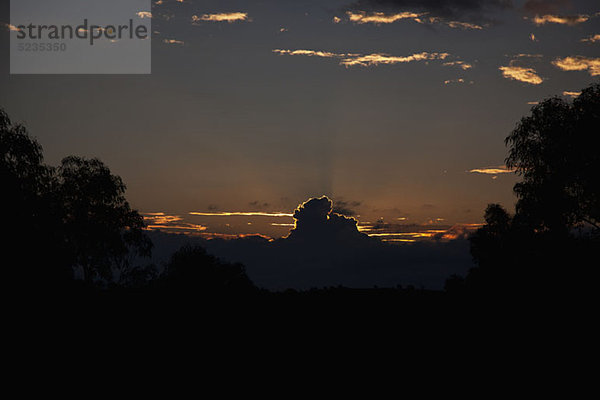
[
  {"left": 346, "top": 10, "right": 425, "bottom": 24},
  {"left": 499, "top": 62, "right": 543, "bottom": 84},
  {"left": 581, "top": 34, "right": 600, "bottom": 43},
  {"left": 444, "top": 78, "right": 465, "bottom": 84},
  {"left": 345, "top": 0, "right": 512, "bottom": 23},
  {"left": 529, "top": 14, "right": 590, "bottom": 25},
  {"left": 469, "top": 165, "right": 514, "bottom": 175},
  {"left": 143, "top": 212, "right": 208, "bottom": 235},
  {"left": 272, "top": 49, "right": 342, "bottom": 59},
  {"left": 5, "top": 23, "right": 21, "bottom": 32},
  {"left": 163, "top": 39, "right": 184, "bottom": 45},
  {"left": 562, "top": 91, "right": 581, "bottom": 98},
  {"left": 342, "top": 10, "right": 483, "bottom": 29},
  {"left": 287, "top": 196, "right": 365, "bottom": 242},
  {"left": 192, "top": 12, "right": 249, "bottom": 23},
  {"left": 340, "top": 51, "right": 450, "bottom": 67},
  {"left": 273, "top": 48, "right": 455, "bottom": 68},
  {"left": 136, "top": 11, "right": 152, "bottom": 19},
  {"left": 189, "top": 211, "right": 293, "bottom": 217},
  {"left": 552, "top": 56, "right": 600, "bottom": 76},
  {"left": 443, "top": 60, "right": 472, "bottom": 70}
]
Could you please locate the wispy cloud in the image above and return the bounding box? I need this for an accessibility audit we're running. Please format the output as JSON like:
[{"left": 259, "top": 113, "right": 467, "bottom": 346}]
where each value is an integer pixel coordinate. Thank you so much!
[
  {"left": 341, "top": 52, "right": 449, "bottom": 67},
  {"left": 469, "top": 165, "right": 514, "bottom": 175},
  {"left": 346, "top": 11, "right": 424, "bottom": 24},
  {"left": 192, "top": 12, "right": 248, "bottom": 23},
  {"left": 136, "top": 11, "right": 152, "bottom": 19},
  {"left": 5, "top": 23, "right": 21, "bottom": 32},
  {"left": 443, "top": 61, "right": 472, "bottom": 70},
  {"left": 273, "top": 49, "right": 452, "bottom": 68},
  {"left": 189, "top": 211, "right": 293, "bottom": 217},
  {"left": 444, "top": 78, "right": 465, "bottom": 84},
  {"left": 552, "top": 56, "right": 600, "bottom": 76},
  {"left": 343, "top": 10, "right": 482, "bottom": 29},
  {"left": 562, "top": 91, "right": 581, "bottom": 98},
  {"left": 163, "top": 39, "right": 184, "bottom": 45},
  {"left": 581, "top": 34, "right": 600, "bottom": 43},
  {"left": 530, "top": 14, "right": 590, "bottom": 26}
]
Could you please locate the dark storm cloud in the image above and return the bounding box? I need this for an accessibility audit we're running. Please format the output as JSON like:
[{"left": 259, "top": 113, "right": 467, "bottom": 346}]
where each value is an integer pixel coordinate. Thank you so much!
[{"left": 345, "top": 0, "right": 513, "bottom": 22}]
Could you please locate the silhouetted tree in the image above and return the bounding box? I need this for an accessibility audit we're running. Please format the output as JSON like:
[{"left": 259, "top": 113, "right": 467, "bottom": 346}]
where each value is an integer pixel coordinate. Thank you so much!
[
  {"left": 506, "top": 84, "right": 600, "bottom": 235},
  {"left": 1, "top": 108, "right": 151, "bottom": 291},
  {"left": 154, "top": 245, "right": 256, "bottom": 296},
  {"left": 454, "top": 83, "right": 600, "bottom": 298}
]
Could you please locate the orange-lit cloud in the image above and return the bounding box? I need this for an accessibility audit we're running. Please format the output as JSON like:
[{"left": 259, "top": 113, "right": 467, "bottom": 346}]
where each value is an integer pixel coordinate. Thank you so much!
[
  {"left": 143, "top": 213, "right": 207, "bottom": 235},
  {"left": 189, "top": 211, "right": 293, "bottom": 217},
  {"left": 529, "top": 33, "right": 537, "bottom": 41},
  {"left": 443, "top": 61, "right": 472, "bottom": 70},
  {"left": 192, "top": 12, "right": 248, "bottom": 23},
  {"left": 136, "top": 11, "right": 152, "bottom": 19},
  {"left": 346, "top": 11, "right": 424, "bottom": 24},
  {"left": 552, "top": 56, "right": 600, "bottom": 76},
  {"left": 563, "top": 91, "right": 581, "bottom": 98},
  {"left": 5, "top": 23, "right": 21, "bottom": 32},
  {"left": 340, "top": 52, "right": 449, "bottom": 67},
  {"left": 499, "top": 65, "right": 543, "bottom": 84},
  {"left": 581, "top": 34, "right": 600, "bottom": 43},
  {"left": 444, "top": 78, "right": 465, "bottom": 84},
  {"left": 163, "top": 39, "right": 184, "bottom": 45},
  {"left": 469, "top": 165, "right": 514, "bottom": 175},
  {"left": 344, "top": 11, "right": 482, "bottom": 29},
  {"left": 274, "top": 49, "right": 453, "bottom": 68},
  {"left": 530, "top": 14, "right": 589, "bottom": 26},
  {"left": 272, "top": 49, "right": 342, "bottom": 59}
]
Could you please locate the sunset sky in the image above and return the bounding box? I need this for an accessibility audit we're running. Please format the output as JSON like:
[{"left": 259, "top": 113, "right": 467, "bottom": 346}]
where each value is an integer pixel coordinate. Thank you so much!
[{"left": 1, "top": 0, "right": 598, "bottom": 240}]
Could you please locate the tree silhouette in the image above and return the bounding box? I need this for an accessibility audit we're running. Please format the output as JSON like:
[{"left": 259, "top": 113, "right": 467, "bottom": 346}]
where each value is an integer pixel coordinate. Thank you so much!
[
  {"left": 154, "top": 245, "right": 256, "bottom": 296},
  {"left": 506, "top": 83, "right": 600, "bottom": 234},
  {"left": 454, "top": 83, "right": 600, "bottom": 298},
  {"left": 1, "top": 108, "right": 151, "bottom": 290}
]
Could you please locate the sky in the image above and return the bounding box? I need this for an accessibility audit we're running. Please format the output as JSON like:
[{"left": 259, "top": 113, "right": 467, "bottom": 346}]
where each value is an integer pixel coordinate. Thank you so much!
[{"left": 1, "top": 0, "right": 599, "bottom": 241}]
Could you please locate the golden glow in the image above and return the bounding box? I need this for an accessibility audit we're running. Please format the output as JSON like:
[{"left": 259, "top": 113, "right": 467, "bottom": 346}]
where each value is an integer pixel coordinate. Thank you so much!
[
  {"left": 563, "top": 91, "right": 581, "bottom": 98},
  {"left": 531, "top": 14, "right": 589, "bottom": 26},
  {"left": 192, "top": 12, "right": 248, "bottom": 23},
  {"left": 274, "top": 49, "right": 453, "bottom": 68},
  {"left": 346, "top": 11, "right": 424, "bottom": 24},
  {"left": 340, "top": 52, "right": 450, "bottom": 67},
  {"left": 581, "top": 34, "right": 600, "bottom": 43},
  {"left": 443, "top": 61, "right": 472, "bottom": 70},
  {"left": 446, "top": 21, "right": 482, "bottom": 30},
  {"left": 5, "top": 23, "right": 21, "bottom": 31},
  {"left": 163, "top": 39, "right": 184, "bottom": 45},
  {"left": 136, "top": 11, "right": 152, "bottom": 19},
  {"left": 273, "top": 49, "right": 341, "bottom": 59},
  {"left": 469, "top": 165, "right": 514, "bottom": 175},
  {"left": 189, "top": 211, "right": 293, "bottom": 217},
  {"left": 552, "top": 56, "right": 600, "bottom": 76},
  {"left": 499, "top": 65, "right": 543, "bottom": 84},
  {"left": 444, "top": 78, "right": 465, "bottom": 84}
]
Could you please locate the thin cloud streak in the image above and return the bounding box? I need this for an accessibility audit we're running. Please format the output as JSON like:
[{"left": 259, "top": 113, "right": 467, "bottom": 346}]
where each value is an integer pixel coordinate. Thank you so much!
[
  {"left": 273, "top": 49, "right": 453, "bottom": 68},
  {"left": 192, "top": 12, "right": 248, "bottom": 23},
  {"left": 189, "top": 211, "right": 293, "bottom": 217},
  {"left": 469, "top": 165, "right": 514, "bottom": 175}
]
